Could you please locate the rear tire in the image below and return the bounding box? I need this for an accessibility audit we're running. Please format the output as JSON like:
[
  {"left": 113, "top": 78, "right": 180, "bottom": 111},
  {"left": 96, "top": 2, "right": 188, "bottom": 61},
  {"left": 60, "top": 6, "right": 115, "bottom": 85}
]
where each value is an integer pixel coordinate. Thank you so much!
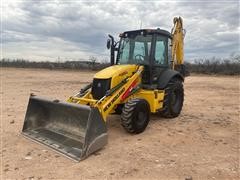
[
  {"left": 121, "top": 99, "right": 150, "bottom": 134},
  {"left": 160, "top": 78, "right": 184, "bottom": 118}
]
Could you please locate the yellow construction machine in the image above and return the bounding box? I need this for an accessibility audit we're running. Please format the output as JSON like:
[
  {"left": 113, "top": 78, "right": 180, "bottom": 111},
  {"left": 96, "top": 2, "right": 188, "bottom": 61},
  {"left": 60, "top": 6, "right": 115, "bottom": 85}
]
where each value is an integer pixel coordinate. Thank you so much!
[{"left": 22, "top": 17, "right": 187, "bottom": 161}]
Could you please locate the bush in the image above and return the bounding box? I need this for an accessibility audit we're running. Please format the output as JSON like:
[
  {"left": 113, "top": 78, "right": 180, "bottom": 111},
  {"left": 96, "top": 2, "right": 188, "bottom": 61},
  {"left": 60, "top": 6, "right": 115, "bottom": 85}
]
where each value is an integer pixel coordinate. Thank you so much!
[{"left": 185, "top": 54, "right": 240, "bottom": 75}]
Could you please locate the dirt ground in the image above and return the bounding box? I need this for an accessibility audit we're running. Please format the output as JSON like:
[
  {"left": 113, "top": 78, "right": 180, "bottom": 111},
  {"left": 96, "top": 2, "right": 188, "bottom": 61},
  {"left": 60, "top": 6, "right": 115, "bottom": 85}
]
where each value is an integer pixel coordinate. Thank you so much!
[{"left": 0, "top": 67, "right": 239, "bottom": 180}]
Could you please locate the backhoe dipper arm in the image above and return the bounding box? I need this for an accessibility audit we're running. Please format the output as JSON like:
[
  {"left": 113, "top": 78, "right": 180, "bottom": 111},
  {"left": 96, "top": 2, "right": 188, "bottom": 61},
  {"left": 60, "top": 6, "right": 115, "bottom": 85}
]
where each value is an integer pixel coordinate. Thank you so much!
[{"left": 171, "top": 17, "right": 185, "bottom": 68}]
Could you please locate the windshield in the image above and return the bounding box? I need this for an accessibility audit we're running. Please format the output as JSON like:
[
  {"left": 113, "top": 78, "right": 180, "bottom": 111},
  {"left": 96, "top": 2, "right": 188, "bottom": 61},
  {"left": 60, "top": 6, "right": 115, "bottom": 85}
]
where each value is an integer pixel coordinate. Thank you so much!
[{"left": 118, "top": 35, "right": 152, "bottom": 65}]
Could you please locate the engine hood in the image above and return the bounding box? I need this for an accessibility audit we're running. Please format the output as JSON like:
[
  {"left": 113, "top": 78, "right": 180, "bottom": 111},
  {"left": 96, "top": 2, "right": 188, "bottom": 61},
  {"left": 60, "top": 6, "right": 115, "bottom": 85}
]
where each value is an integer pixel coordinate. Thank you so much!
[
  {"left": 94, "top": 64, "right": 139, "bottom": 88},
  {"left": 94, "top": 64, "right": 138, "bottom": 79}
]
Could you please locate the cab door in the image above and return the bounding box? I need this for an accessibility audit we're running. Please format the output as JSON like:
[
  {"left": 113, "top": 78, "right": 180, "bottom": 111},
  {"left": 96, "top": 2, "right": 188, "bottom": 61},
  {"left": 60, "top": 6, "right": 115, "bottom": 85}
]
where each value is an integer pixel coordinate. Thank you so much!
[{"left": 151, "top": 35, "right": 171, "bottom": 84}]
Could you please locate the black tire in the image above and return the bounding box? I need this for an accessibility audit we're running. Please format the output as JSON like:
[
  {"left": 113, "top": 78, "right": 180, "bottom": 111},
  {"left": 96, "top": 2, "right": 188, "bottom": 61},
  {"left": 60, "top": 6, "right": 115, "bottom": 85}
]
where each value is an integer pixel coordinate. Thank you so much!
[
  {"left": 114, "top": 104, "right": 123, "bottom": 115},
  {"left": 160, "top": 78, "right": 184, "bottom": 118},
  {"left": 121, "top": 99, "right": 150, "bottom": 134}
]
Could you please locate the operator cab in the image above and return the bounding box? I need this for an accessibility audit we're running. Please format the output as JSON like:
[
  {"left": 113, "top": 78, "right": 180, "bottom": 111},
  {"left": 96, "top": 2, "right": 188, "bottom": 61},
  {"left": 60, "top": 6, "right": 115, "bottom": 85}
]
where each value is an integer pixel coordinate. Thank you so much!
[{"left": 116, "top": 29, "right": 172, "bottom": 85}]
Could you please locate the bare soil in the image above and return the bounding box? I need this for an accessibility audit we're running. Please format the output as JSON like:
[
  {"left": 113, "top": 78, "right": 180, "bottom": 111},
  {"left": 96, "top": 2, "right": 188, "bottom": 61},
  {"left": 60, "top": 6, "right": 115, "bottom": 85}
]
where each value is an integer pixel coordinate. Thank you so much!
[{"left": 1, "top": 68, "right": 239, "bottom": 179}]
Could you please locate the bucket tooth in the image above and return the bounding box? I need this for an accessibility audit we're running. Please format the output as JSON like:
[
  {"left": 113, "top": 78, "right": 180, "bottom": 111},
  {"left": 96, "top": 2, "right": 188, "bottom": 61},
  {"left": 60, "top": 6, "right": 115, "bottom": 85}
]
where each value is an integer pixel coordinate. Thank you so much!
[{"left": 22, "top": 96, "right": 107, "bottom": 161}]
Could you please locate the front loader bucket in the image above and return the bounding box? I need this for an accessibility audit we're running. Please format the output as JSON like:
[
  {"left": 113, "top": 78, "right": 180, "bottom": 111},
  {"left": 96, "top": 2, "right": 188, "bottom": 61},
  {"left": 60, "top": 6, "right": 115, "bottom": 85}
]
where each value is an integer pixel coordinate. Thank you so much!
[{"left": 22, "top": 95, "right": 107, "bottom": 161}]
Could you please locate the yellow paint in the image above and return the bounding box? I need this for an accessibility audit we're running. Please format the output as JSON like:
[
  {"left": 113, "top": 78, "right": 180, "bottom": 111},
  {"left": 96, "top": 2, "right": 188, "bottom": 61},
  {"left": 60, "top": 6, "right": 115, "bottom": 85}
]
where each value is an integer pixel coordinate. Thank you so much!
[
  {"left": 94, "top": 64, "right": 139, "bottom": 88},
  {"left": 133, "top": 89, "right": 164, "bottom": 113},
  {"left": 68, "top": 65, "right": 165, "bottom": 122},
  {"left": 171, "top": 17, "right": 184, "bottom": 67}
]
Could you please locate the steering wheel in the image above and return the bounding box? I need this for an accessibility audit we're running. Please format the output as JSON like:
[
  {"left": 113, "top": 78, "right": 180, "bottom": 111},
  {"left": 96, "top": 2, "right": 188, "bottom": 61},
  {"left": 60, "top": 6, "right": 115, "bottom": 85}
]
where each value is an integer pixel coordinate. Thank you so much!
[{"left": 134, "top": 54, "right": 145, "bottom": 62}]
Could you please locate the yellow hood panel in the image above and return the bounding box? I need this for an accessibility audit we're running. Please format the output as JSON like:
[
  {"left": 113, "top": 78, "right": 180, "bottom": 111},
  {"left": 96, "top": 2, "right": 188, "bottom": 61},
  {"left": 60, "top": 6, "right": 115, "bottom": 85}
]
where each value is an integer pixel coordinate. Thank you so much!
[{"left": 94, "top": 64, "right": 138, "bottom": 79}]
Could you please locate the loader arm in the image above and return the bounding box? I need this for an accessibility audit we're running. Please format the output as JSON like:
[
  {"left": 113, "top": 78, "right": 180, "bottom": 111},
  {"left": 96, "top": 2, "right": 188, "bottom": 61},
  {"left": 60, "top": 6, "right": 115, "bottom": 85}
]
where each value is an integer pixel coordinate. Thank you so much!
[{"left": 68, "top": 65, "right": 144, "bottom": 121}]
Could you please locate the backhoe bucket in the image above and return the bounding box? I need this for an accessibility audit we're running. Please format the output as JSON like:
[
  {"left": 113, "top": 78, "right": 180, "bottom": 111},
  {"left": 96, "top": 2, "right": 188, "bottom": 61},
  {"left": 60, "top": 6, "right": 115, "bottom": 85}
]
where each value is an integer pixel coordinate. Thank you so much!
[{"left": 22, "top": 95, "right": 107, "bottom": 161}]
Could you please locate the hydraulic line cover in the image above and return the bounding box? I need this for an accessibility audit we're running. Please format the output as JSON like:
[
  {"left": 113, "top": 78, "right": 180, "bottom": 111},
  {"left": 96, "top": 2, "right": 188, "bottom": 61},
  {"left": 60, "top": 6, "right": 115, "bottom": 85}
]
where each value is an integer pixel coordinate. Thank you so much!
[{"left": 22, "top": 95, "right": 107, "bottom": 161}]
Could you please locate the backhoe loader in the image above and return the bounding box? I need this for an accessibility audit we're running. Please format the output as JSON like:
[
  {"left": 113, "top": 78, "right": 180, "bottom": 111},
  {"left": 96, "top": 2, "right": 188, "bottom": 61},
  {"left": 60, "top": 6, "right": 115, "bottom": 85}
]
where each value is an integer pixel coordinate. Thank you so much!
[{"left": 22, "top": 17, "right": 187, "bottom": 161}]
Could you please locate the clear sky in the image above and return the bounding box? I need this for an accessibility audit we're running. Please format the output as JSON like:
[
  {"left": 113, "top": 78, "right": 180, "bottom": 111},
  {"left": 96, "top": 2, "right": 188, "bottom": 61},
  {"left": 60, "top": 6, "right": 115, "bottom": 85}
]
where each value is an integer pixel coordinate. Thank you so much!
[{"left": 2, "top": 0, "right": 240, "bottom": 62}]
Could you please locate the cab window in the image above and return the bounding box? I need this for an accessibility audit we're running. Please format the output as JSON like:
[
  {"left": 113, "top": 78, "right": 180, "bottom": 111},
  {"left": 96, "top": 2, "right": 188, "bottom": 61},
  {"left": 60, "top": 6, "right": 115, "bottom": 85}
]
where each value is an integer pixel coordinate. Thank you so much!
[{"left": 154, "top": 36, "right": 168, "bottom": 65}]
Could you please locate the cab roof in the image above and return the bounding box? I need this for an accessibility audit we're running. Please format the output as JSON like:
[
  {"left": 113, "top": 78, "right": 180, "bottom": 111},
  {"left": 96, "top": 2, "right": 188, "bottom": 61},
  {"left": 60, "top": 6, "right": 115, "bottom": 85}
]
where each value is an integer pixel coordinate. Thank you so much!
[{"left": 120, "top": 28, "right": 172, "bottom": 39}]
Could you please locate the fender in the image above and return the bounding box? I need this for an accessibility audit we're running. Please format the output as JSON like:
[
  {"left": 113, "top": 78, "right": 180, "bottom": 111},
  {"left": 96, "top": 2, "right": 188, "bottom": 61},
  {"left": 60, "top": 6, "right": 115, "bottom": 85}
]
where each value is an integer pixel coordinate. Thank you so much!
[{"left": 157, "top": 69, "right": 184, "bottom": 89}]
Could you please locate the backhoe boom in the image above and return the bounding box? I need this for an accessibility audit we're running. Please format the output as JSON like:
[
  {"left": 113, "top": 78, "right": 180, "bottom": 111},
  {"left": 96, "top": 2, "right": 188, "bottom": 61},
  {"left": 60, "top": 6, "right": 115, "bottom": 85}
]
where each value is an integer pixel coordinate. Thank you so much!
[{"left": 171, "top": 17, "right": 185, "bottom": 67}]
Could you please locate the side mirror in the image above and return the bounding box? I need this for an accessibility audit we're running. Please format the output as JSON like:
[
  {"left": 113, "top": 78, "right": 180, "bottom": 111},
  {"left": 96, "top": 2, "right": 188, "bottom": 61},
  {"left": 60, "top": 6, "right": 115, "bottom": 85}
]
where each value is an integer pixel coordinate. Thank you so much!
[
  {"left": 108, "top": 34, "right": 115, "bottom": 65},
  {"left": 107, "top": 39, "right": 111, "bottom": 49}
]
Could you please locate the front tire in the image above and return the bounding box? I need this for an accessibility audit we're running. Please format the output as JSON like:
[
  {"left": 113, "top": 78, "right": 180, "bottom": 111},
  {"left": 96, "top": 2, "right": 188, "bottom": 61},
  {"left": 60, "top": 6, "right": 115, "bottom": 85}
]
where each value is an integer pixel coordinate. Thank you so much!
[{"left": 121, "top": 99, "right": 150, "bottom": 134}]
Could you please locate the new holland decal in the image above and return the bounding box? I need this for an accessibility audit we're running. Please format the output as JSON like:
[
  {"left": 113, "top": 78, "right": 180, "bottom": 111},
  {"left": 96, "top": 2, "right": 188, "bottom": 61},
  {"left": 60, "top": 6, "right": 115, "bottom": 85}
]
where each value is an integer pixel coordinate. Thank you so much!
[{"left": 103, "top": 87, "right": 125, "bottom": 112}]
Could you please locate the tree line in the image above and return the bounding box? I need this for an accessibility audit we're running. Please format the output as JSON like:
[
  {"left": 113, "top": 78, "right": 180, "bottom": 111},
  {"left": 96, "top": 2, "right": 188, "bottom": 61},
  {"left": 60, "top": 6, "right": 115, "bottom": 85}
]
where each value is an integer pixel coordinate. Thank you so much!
[
  {"left": 0, "top": 57, "right": 109, "bottom": 71},
  {"left": 185, "top": 54, "right": 239, "bottom": 75}
]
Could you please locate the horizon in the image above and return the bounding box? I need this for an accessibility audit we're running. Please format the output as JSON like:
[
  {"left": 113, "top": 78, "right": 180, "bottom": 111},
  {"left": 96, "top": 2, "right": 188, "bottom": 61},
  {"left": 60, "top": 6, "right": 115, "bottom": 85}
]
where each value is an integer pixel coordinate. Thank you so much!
[{"left": 1, "top": 53, "right": 239, "bottom": 64}]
